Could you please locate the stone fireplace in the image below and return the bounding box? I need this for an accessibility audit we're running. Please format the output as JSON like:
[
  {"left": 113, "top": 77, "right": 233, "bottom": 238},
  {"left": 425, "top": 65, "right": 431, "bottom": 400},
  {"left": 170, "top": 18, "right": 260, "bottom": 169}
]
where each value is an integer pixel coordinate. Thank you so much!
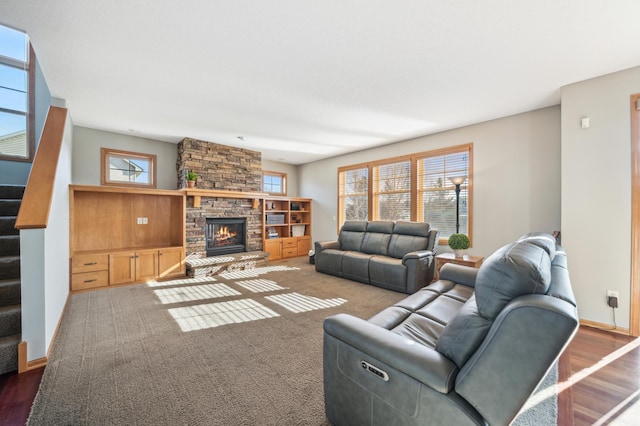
[{"left": 177, "top": 138, "right": 263, "bottom": 257}]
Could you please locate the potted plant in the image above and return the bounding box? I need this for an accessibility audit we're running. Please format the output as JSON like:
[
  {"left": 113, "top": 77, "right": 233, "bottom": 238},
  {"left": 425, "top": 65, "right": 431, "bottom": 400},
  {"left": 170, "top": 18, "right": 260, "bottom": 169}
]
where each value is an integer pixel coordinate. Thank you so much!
[
  {"left": 186, "top": 170, "right": 198, "bottom": 188},
  {"left": 448, "top": 233, "right": 470, "bottom": 258}
]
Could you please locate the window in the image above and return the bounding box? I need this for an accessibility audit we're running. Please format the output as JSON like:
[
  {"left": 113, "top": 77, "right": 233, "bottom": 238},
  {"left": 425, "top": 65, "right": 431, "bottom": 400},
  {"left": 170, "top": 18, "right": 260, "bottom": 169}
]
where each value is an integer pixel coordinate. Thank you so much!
[
  {"left": 337, "top": 144, "right": 473, "bottom": 244},
  {"left": 417, "top": 147, "right": 470, "bottom": 239},
  {"left": 338, "top": 165, "right": 368, "bottom": 225},
  {"left": 0, "top": 24, "right": 34, "bottom": 161},
  {"left": 101, "top": 148, "right": 157, "bottom": 188},
  {"left": 373, "top": 160, "right": 411, "bottom": 221},
  {"left": 263, "top": 171, "right": 287, "bottom": 195}
]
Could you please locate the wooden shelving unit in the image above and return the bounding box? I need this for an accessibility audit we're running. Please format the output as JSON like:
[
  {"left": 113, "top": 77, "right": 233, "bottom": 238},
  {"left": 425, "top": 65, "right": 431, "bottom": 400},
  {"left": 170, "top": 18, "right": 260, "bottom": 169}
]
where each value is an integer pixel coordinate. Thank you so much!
[
  {"left": 69, "top": 185, "right": 186, "bottom": 291},
  {"left": 263, "top": 197, "right": 312, "bottom": 260}
]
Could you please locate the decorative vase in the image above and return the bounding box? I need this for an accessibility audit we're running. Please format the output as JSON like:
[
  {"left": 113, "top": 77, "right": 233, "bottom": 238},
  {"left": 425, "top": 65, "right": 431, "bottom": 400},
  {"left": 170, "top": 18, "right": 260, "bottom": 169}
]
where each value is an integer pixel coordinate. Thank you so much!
[
  {"left": 187, "top": 180, "right": 196, "bottom": 188},
  {"left": 454, "top": 249, "right": 466, "bottom": 258}
]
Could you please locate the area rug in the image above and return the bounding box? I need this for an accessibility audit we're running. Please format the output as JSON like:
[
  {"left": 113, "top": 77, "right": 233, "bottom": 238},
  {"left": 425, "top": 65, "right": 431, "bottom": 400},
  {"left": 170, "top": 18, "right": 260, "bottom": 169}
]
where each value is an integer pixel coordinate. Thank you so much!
[{"left": 27, "top": 257, "right": 557, "bottom": 425}]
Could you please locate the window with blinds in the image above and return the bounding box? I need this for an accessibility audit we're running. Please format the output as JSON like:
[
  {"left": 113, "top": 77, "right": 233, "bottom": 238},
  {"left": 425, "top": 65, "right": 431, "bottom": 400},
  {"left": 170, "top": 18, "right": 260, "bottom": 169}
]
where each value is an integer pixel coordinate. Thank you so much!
[
  {"left": 373, "top": 160, "right": 411, "bottom": 221},
  {"left": 337, "top": 143, "right": 472, "bottom": 243},
  {"left": 417, "top": 149, "right": 470, "bottom": 238},
  {"left": 338, "top": 166, "right": 368, "bottom": 225}
]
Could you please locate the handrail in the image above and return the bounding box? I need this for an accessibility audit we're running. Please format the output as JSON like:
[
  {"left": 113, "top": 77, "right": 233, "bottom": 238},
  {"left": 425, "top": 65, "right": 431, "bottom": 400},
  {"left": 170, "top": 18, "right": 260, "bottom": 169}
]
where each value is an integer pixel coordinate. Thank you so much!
[{"left": 15, "top": 106, "right": 67, "bottom": 230}]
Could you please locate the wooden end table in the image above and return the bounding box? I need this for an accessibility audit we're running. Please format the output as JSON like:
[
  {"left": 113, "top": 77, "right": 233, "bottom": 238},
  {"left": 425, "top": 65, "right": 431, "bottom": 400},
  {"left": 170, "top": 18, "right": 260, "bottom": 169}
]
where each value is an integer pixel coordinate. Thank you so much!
[{"left": 435, "top": 253, "right": 484, "bottom": 281}]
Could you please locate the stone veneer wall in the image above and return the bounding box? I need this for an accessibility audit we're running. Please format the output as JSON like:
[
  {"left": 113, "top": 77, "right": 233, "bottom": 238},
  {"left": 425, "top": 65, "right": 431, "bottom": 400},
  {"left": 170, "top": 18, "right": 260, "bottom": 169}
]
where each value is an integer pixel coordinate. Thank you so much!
[{"left": 177, "top": 138, "right": 263, "bottom": 256}]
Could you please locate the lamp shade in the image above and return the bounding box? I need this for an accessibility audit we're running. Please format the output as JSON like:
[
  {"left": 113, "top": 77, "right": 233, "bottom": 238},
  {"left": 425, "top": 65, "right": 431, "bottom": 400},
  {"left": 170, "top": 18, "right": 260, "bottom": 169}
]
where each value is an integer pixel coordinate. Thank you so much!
[{"left": 448, "top": 176, "right": 467, "bottom": 186}]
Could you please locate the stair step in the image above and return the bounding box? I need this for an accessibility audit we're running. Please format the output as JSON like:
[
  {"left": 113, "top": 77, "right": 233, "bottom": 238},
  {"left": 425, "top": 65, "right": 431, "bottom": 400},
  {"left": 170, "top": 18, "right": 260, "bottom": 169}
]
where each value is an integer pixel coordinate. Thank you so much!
[
  {"left": 0, "top": 185, "right": 25, "bottom": 200},
  {"left": 0, "top": 279, "right": 20, "bottom": 307},
  {"left": 0, "top": 256, "right": 20, "bottom": 281},
  {"left": 0, "top": 304, "right": 21, "bottom": 337},
  {"left": 0, "top": 235, "right": 19, "bottom": 257},
  {"left": 0, "top": 200, "right": 21, "bottom": 217},
  {"left": 0, "top": 333, "right": 20, "bottom": 375},
  {"left": 0, "top": 217, "right": 18, "bottom": 236}
]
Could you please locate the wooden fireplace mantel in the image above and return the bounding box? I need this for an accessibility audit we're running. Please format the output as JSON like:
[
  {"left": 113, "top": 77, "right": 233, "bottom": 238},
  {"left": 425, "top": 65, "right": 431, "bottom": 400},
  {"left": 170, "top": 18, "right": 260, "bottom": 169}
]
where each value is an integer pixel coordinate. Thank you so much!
[{"left": 181, "top": 189, "right": 269, "bottom": 208}]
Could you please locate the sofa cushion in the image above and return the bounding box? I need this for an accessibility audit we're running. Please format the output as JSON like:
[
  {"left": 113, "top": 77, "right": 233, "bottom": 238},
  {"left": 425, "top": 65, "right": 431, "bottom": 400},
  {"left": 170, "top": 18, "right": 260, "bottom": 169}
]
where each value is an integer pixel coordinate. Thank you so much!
[
  {"left": 369, "top": 255, "right": 406, "bottom": 292},
  {"left": 474, "top": 242, "right": 551, "bottom": 320},
  {"left": 387, "top": 222, "right": 431, "bottom": 258},
  {"left": 339, "top": 221, "right": 367, "bottom": 251},
  {"left": 361, "top": 221, "right": 394, "bottom": 255},
  {"left": 517, "top": 232, "right": 556, "bottom": 259},
  {"left": 435, "top": 295, "right": 491, "bottom": 368},
  {"left": 342, "top": 251, "right": 373, "bottom": 283}
]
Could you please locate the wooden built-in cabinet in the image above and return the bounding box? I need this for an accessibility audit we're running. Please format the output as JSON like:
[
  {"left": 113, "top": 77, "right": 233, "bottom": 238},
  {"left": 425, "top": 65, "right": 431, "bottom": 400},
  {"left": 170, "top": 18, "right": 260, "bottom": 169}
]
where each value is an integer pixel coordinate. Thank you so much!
[
  {"left": 263, "top": 197, "right": 312, "bottom": 259},
  {"left": 69, "top": 185, "right": 186, "bottom": 291}
]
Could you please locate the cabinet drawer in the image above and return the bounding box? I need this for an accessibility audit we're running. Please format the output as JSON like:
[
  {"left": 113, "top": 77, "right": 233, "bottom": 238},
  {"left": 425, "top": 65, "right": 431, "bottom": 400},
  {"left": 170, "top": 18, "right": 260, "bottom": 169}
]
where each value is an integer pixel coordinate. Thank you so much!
[
  {"left": 72, "top": 270, "right": 109, "bottom": 291},
  {"left": 282, "top": 238, "right": 297, "bottom": 248},
  {"left": 282, "top": 247, "right": 298, "bottom": 258},
  {"left": 72, "top": 254, "right": 109, "bottom": 273}
]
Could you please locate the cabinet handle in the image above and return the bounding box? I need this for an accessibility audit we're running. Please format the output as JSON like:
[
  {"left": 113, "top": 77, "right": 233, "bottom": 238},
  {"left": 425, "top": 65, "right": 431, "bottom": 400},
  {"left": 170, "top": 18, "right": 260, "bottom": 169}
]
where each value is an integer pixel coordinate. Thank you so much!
[
  {"left": 84, "top": 262, "right": 97, "bottom": 266},
  {"left": 83, "top": 279, "right": 97, "bottom": 283}
]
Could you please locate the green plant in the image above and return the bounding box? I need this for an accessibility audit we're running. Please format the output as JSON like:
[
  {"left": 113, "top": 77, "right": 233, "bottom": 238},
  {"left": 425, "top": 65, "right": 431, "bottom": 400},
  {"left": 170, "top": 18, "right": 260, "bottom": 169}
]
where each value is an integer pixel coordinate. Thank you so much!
[
  {"left": 186, "top": 170, "right": 198, "bottom": 181},
  {"left": 448, "top": 233, "right": 470, "bottom": 250}
]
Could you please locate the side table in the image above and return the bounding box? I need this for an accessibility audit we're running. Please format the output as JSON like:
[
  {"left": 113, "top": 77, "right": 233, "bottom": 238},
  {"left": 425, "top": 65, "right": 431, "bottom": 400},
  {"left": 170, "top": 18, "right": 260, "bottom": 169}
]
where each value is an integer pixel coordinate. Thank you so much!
[{"left": 435, "top": 253, "right": 484, "bottom": 281}]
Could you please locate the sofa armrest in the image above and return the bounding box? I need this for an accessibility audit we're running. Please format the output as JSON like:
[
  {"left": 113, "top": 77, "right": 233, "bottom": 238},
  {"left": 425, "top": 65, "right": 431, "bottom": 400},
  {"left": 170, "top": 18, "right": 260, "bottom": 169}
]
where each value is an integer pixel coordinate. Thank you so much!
[
  {"left": 324, "top": 313, "right": 458, "bottom": 393},
  {"left": 402, "top": 249, "right": 434, "bottom": 263},
  {"left": 439, "top": 263, "right": 479, "bottom": 287},
  {"left": 315, "top": 240, "right": 340, "bottom": 254}
]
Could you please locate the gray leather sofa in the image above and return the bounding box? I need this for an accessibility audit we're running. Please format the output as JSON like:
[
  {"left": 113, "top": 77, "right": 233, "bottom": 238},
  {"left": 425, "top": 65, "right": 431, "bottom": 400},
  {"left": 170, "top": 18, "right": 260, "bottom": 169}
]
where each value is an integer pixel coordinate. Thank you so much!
[
  {"left": 323, "top": 232, "right": 579, "bottom": 426},
  {"left": 314, "top": 221, "right": 439, "bottom": 294}
]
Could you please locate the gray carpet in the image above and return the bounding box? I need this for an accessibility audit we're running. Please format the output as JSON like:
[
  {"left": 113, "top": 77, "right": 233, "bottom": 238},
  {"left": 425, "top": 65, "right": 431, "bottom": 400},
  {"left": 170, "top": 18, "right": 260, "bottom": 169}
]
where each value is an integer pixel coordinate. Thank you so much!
[{"left": 28, "top": 257, "right": 557, "bottom": 425}]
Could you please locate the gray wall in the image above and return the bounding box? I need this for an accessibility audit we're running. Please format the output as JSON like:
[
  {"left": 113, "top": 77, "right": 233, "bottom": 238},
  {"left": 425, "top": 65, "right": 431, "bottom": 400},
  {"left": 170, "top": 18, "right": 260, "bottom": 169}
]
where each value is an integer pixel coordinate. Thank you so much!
[
  {"left": 0, "top": 55, "right": 51, "bottom": 184},
  {"left": 72, "top": 127, "right": 179, "bottom": 189},
  {"left": 561, "top": 65, "right": 640, "bottom": 330},
  {"left": 299, "top": 106, "right": 561, "bottom": 258}
]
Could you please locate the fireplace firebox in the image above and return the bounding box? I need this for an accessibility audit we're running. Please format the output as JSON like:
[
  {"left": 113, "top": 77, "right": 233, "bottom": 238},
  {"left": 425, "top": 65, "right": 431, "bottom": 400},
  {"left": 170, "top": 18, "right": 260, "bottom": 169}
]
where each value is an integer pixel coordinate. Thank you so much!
[{"left": 206, "top": 218, "right": 247, "bottom": 256}]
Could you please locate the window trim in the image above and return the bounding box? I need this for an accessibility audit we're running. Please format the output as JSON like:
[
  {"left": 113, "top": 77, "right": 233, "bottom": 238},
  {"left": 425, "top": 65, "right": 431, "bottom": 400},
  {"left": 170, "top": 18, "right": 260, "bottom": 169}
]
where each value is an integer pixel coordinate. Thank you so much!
[
  {"left": 100, "top": 148, "right": 157, "bottom": 189},
  {"left": 262, "top": 170, "right": 287, "bottom": 195},
  {"left": 337, "top": 143, "right": 473, "bottom": 246},
  {"left": 0, "top": 39, "right": 35, "bottom": 162}
]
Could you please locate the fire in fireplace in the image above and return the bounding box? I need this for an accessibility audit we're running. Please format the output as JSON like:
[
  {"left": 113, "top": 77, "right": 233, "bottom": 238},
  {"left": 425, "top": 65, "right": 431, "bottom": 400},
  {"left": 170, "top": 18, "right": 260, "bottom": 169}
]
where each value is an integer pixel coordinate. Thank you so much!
[{"left": 206, "top": 217, "right": 247, "bottom": 256}]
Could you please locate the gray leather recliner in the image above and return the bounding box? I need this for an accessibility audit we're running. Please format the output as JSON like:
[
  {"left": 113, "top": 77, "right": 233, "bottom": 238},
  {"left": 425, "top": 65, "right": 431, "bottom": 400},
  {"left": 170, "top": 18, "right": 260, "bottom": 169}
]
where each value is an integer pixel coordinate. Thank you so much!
[
  {"left": 315, "top": 221, "right": 439, "bottom": 294},
  {"left": 323, "top": 233, "right": 578, "bottom": 425}
]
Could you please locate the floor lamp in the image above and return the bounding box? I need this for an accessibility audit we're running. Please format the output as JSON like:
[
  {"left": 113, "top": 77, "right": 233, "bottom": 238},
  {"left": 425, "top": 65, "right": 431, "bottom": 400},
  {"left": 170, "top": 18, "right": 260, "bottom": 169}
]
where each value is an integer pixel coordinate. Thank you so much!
[{"left": 448, "top": 176, "right": 467, "bottom": 234}]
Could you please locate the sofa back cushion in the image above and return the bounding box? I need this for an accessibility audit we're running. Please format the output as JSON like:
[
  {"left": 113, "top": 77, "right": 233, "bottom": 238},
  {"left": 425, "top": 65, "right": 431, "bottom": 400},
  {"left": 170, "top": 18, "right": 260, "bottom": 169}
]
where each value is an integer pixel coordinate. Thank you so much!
[
  {"left": 339, "top": 221, "right": 368, "bottom": 251},
  {"left": 360, "top": 221, "right": 394, "bottom": 255},
  {"left": 516, "top": 232, "right": 556, "bottom": 259},
  {"left": 388, "top": 221, "right": 431, "bottom": 259},
  {"left": 475, "top": 241, "right": 551, "bottom": 320}
]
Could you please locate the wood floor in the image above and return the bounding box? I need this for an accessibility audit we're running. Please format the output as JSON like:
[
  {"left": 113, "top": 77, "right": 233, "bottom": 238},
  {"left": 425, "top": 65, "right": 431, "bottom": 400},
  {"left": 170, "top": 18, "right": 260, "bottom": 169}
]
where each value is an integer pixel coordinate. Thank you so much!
[{"left": 0, "top": 326, "right": 638, "bottom": 425}]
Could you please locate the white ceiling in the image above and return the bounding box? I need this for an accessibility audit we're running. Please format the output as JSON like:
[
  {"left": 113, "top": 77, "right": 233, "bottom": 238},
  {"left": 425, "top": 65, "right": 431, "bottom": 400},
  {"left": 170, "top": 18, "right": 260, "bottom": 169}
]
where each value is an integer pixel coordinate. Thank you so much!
[{"left": 2, "top": 1, "right": 640, "bottom": 165}]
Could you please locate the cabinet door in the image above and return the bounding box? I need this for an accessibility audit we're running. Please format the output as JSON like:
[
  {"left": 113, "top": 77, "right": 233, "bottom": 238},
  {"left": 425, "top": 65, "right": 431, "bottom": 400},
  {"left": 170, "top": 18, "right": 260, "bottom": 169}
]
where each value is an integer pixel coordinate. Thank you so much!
[
  {"left": 297, "top": 236, "right": 311, "bottom": 256},
  {"left": 158, "top": 247, "right": 185, "bottom": 278},
  {"left": 264, "top": 239, "right": 282, "bottom": 260},
  {"left": 109, "top": 252, "right": 136, "bottom": 285},
  {"left": 136, "top": 249, "right": 159, "bottom": 281}
]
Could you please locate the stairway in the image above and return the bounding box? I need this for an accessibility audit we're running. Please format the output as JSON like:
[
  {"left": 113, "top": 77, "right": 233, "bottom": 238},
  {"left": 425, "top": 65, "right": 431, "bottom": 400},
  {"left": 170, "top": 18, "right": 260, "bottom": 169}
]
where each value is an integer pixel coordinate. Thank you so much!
[{"left": 0, "top": 185, "right": 24, "bottom": 375}]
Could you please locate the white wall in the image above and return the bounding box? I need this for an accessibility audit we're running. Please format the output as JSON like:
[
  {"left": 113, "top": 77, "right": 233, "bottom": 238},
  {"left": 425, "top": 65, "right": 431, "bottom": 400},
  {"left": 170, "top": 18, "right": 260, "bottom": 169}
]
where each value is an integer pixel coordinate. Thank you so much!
[
  {"left": 72, "top": 127, "right": 179, "bottom": 189},
  {"left": 561, "top": 66, "right": 640, "bottom": 330},
  {"left": 299, "top": 106, "right": 561, "bottom": 257},
  {"left": 262, "top": 159, "right": 299, "bottom": 197},
  {"left": 21, "top": 108, "right": 73, "bottom": 361}
]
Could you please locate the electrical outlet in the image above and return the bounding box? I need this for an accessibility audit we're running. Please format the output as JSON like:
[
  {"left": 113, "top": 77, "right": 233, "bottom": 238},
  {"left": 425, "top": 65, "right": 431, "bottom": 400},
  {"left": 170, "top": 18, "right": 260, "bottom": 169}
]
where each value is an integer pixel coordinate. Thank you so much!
[
  {"left": 136, "top": 217, "right": 142, "bottom": 225},
  {"left": 142, "top": 217, "right": 148, "bottom": 224},
  {"left": 607, "top": 290, "right": 619, "bottom": 299}
]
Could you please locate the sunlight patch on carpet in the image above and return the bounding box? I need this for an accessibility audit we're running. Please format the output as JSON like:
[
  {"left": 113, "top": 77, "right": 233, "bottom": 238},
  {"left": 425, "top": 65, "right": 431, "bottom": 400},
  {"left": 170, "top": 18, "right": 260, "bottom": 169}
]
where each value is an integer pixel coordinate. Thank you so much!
[
  {"left": 235, "top": 279, "right": 288, "bottom": 293},
  {"left": 146, "top": 276, "right": 217, "bottom": 287},
  {"left": 220, "top": 265, "right": 300, "bottom": 280},
  {"left": 169, "top": 299, "right": 280, "bottom": 331},
  {"left": 153, "top": 283, "right": 241, "bottom": 304},
  {"left": 266, "top": 292, "right": 347, "bottom": 313}
]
